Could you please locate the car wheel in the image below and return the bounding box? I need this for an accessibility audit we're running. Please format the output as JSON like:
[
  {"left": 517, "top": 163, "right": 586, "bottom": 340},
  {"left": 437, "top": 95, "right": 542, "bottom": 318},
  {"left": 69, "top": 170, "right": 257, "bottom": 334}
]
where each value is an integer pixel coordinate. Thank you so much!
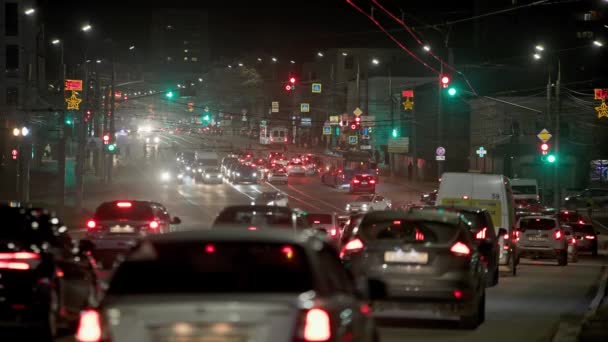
[
  {"left": 558, "top": 250, "right": 568, "bottom": 266},
  {"left": 37, "top": 287, "right": 59, "bottom": 341},
  {"left": 570, "top": 251, "right": 579, "bottom": 263},
  {"left": 511, "top": 253, "right": 518, "bottom": 276},
  {"left": 459, "top": 291, "right": 485, "bottom": 329},
  {"left": 592, "top": 243, "right": 598, "bottom": 257},
  {"left": 489, "top": 267, "right": 499, "bottom": 287}
]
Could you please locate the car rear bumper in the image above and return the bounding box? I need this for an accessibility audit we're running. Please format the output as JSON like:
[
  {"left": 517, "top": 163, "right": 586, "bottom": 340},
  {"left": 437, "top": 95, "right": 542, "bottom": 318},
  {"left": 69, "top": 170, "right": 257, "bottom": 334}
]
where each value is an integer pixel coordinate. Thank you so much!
[
  {"left": 517, "top": 246, "right": 564, "bottom": 258},
  {"left": 351, "top": 185, "right": 375, "bottom": 192}
]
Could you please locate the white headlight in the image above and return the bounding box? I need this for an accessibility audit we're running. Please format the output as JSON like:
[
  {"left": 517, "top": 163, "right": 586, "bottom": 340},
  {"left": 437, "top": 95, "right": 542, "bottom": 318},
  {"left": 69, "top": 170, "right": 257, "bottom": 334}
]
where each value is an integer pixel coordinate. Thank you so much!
[
  {"left": 161, "top": 172, "right": 171, "bottom": 181},
  {"left": 252, "top": 172, "right": 257, "bottom": 177},
  {"left": 153, "top": 137, "right": 160, "bottom": 143},
  {"left": 198, "top": 168, "right": 203, "bottom": 172},
  {"left": 186, "top": 167, "right": 191, "bottom": 170},
  {"left": 205, "top": 174, "right": 210, "bottom": 178}
]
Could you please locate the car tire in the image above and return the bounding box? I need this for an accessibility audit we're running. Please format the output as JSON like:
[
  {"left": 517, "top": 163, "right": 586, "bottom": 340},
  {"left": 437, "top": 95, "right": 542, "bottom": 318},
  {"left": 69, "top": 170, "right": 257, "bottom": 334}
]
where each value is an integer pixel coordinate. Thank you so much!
[
  {"left": 37, "top": 287, "right": 59, "bottom": 341},
  {"left": 558, "top": 251, "right": 568, "bottom": 266},
  {"left": 592, "top": 243, "right": 598, "bottom": 257},
  {"left": 570, "top": 251, "right": 579, "bottom": 263},
  {"left": 459, "top": 291, "right": 485, "bottom": 329},
  {"left": 489, "top": 267, "right": 499, "bottom": 287}
]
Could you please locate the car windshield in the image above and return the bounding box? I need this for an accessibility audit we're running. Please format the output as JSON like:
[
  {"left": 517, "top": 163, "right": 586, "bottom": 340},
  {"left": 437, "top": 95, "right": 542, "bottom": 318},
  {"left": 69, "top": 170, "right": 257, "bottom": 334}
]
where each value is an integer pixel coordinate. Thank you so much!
[
  {"left": 307, "top": 214, "right": 332, "bottom": 225},
  {"left": 107, "top": 242, "right": 313, "bottom": 295},
  {"left": 355, "top": 195, "right": 374, "bottom": 202},
  {"left": 512, "top": 185, "right": 537, "bottom": 195},
  {"left": 359, "top": 218, "right": 460, "bottom": 244},
  {"left": 94, "top": 202, "right": 154, "bottom": 221},
  {"left": 519, "top": 218, "right": 557, "bottom": 231},
  {"left": 214, "top": 207, "right": 293, "bottom": 228}
]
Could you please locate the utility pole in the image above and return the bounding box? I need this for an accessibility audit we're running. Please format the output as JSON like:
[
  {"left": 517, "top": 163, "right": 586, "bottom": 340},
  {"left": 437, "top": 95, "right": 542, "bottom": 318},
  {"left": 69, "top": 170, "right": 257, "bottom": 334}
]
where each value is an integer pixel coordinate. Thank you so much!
[
  {"left": 437, "top": 63, "right": 444, "bottom": 180},
  {"left": 388, "top": 66, "right": 394, "bottom": 175},
  {"left": 93, "top": 63, "right": 102, "bottom": 177},
  {"left": 57, "top": 42, "right": 66, "bottom": 214},
  {"left": 553, "top": 59, "right": 561, "bottom": 208},
  {"left": 75, "top": 60, "right": 88, "bottom": 211},
  {"left": 107, "top": 58, "right": 116, "bottom": 184}
]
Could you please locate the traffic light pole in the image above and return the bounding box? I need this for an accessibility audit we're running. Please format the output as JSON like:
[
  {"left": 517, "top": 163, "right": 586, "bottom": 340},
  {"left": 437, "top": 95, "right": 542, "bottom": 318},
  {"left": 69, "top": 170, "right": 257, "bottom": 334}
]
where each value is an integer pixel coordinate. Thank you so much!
[
  {"left": 57, "top": 47, "right": 66, "bottom": 214},
  {"left": 553, "top": 59, "right": 561, "bottom": 208},
  {"left": 437, "top": 64, "right": 444, "bottom": 181},
  {"left": 106, "top": 58, "right": 116, "bottom": 184}
]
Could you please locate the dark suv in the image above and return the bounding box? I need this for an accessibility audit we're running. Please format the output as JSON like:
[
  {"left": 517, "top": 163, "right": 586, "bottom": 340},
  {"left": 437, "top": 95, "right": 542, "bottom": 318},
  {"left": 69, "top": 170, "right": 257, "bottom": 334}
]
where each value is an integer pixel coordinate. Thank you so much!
[
  {"left": 421, "top": 206, "right": 503, "bottom": 286},
  {"left": 0, "top": 205, "right": 99, "bottom": 340},
  {"left": 350, "top": 174, "right": 376, "bottom": 194}
]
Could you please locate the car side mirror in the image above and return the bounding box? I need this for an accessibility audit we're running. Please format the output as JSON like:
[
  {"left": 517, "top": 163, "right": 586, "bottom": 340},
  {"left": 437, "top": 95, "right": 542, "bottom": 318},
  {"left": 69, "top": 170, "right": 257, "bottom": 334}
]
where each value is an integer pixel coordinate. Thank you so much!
[
  {"left": 498, "top": 228, "right": 507, "bottom": 237},
  {"left": 171, "top": 217, "right": 182, "bottom": 224},
  {"left": 78, "top": 240, "right": 95, "bottom": 254}
]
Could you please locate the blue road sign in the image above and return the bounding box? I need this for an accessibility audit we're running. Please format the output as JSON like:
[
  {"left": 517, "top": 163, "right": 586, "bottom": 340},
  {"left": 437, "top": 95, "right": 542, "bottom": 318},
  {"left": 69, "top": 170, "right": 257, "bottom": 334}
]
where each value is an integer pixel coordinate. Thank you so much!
[
  {"left": 312, "top": 83, "right": 322, "bottom": 93},
  {"left": 323, "top": 126, "right": 331, "bottom": 135},
  {"left": 348, "top": 135, "right": 358, "bottom": 145},
  {"left": 362, "top": 127, "right": 369, "bottom": 135}
]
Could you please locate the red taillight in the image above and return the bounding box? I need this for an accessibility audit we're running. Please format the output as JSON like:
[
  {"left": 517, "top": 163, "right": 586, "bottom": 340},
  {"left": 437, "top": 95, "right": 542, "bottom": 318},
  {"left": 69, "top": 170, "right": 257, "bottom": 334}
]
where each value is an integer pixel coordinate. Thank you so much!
[
  {"left": 585, "top": 235, "right": 596, "bottom": 240},
  {"left": 149, "top": 221, "right": 159, "bottom": 230},
  {"left": 76, "top": 309, "right": 102, "bottom": 342},
  {"left": 475, "top": 227, "right": 487, "bottom": 240},
  {"left": 578, "top": 220, "right": 585, "bottom": 224},
  {"left": 415, "top": 229, "right": 425, "bottom": 241},
  {"left": 248, "top": 226, "right": 257, "bottom": 231},
  {"left": 554, "top": 230, "right": 562, "bottom": 240},
  {"left": 453, "top": 290, "right": 463, "bottom": 299},
  {"left": 282, "top": 245, "right": 294, "bottom": 259},
  {"left": 0, "top": 252, "right": 41, "bottom": 270},
  {"left": 313, "top": 220, "right": 321, "bottom": 224},
  {"left": 353, "top": 179, "right": 360, "bottom": 184},
  {"left": 450, "top": 242, "right": 471, "bottom": 256},
  {"left": 205, "top": 244, "right": 216, "bottom": 253},
  {"left": 339, "top": 238, "right": 364, "bottom": 258},
  {"left": 86, "top": 220, "right": 96, "bottom": 229},
  {"left": 369, "top": 179, "right": 376, "bottom": 184},
  {"left": 284, "top": 137, "right": 288, "bottom": 142},
  {"left": 302, "top": 308, "right": 332, "bottom": 341},
  {"left": 116, "top": 201, "right": 132, "bottom": 208},
  {"left": 330, "top": 228, "right": 338, "bottom": 237}
]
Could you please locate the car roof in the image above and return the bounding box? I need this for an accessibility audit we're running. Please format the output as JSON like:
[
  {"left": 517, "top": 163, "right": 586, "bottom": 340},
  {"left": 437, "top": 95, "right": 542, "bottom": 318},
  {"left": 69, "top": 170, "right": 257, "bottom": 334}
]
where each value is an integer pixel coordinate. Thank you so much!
[
  {"left": 431, "top": 206, "right": 488, "bottom": 214},
  {"left": 146, "top": 228, "right": 320, "bottom": 245},
  {"left": 361, "top": 209, "right": 464, "bottom": 226},
  {"left": 519, "top": 215, "right": 556, "bottom": 220}
]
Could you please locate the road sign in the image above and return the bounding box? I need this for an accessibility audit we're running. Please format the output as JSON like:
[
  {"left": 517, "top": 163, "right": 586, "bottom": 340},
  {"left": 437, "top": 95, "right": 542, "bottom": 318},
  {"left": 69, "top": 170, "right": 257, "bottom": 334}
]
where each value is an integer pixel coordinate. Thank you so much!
[
  {"left": 362, "top": 127, "right": 369, "bottom": 135},
  {"left": 323, "top": 126, "right": 331, "bottom": 135},
  {"left": 476, "top": 146, "right": 487, "bottom": 158},
  {"left": 300, "top": 103, "right": 310, "bottom": 112},
  {"left": 353, "top": 107, "right": 363, "bottom": 116},
  {"left": 436, "top": 146, "right": 446, "bottom": 157},
  {"left": 271, "top": 101, "right": 279, "bottom": 113},
  {"left": 301, "top": 117, "right": 312, "bottom": 126},
  {"left": 348, "top": 136, "right": 358, "bottom": 145},
  {"left": 361, "top": 115, "right": 375, "bottom": 127},
  {"left": 361, "top": 135, "right": 370, "bottom": 140},
  {"left": 329, "top": 116, "right": 340, "bottom": 125},
  {"left": 312, "top": 83, "right": 322, "bottom": 93},
  {"left": 360, "top": 145, "right": 372, "bottom": 150},
  {"left": 64, "top": 79, "right": 83, "bottom": 91},
  {"left": 537, "top": 128, "right": 552, "bottom": 143},
  {"left": 436, "top": 155, "right": 446, "bottom": 161},
  {"left": 388, "top": 137, "right": 409, "bottom": 153}
]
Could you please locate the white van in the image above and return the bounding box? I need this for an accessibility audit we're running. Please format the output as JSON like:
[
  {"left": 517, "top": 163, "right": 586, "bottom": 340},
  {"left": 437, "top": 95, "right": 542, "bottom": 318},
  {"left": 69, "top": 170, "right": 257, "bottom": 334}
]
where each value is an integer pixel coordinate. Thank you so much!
[
  {"left": 510, "top": 178, "right": 539, "bottom": 201},
  {"left": 437, "top": 172, "right": 518, "bottom": 275}
]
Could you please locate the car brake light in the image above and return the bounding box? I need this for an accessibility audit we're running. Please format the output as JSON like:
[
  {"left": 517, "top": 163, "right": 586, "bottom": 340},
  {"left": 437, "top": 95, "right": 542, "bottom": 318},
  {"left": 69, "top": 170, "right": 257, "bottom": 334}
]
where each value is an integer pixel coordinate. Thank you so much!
[
  {"left": 330, "top": 228, "right": 338, "bottom": 237},
  {"left": 585, "top": 235, "right": 596, "bottom": 240},
  {"left": 415, "top": 229, "right": 425, "bottom": 241},
  {"left": 86, "top": 220, "right": 96, "bottom": 229},
  {"left": 0, "top": 252, "right": 40, "bottom": 260},
  {"left": 313, "top": 220, "right": 321, "bottom": 224},
  {"left": 353, "top": 179, "right": 360, "bottom": 184},
  {"left": 370, "top": 179, "right": 376, "bottom": 184},
  {"left": 302, "top": 308, "right": 331, "bottom": 341},
  {"left": 282, "top": 245, "right": 294, "bottom": 259},
  {"left": 453, "top": 290, "right": 463, "bottom": 299},
  {"left": 0, "top": 252, "right": 41, "bottom": 270},
  {"left": 339, "top": 238, "right": 364, "bottom": 258},
  {"left": 204, "top": 244, "right": 216, "bottom": 253},
  {"left": 475, "top": 227, "right": 487, "bottom": 240},
  {"left": 450, "top": 242, "right": 471, "bottom": 256},
  {"left": 76, "top": 309, "right": 102, "bottom": 342},
  {"left": 578, "top": 220, "right": 585, "bottom": 224},
  {"left": 554, "top": 230, "right": 562, "bottom": 240},
  {"left": 149, "top": 221, "right": 159, "bottom": 229},
  {"left": 116, "top": 201, "right": 132, "bottom": 208}
]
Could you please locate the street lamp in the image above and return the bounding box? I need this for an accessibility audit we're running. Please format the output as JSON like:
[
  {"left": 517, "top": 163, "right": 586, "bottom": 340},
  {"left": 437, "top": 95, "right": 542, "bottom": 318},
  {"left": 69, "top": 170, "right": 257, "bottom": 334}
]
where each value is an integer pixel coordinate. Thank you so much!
[
  {"left": 423, "top": 45, "right": 431, "bottom": 52},
  {"left": 129, "top": 45, "right": 135, "bottom": 50},
  {"left": 198, "top": 78, "right": 203, "bottom": 82},
  {"left": 342, "top": 52, "right": 348, "bottom": 56},
  {"left": 51, "top": 39, "right": 60, "bottom": 45},
  {"left": 24, "top": 8, "right": 35, "bottom": 15},
  {"left": 81, "top": 24, "right": 92, "bottom": 32},
  {"left": 290, "top": 60, "right": 295, "bottom": 64},
  {"left": 535, "top": 45, "right": 545, "bottom": 51},
  {"left": 257, "top": 58, "right": 262, "bottom": 62},
  {"left": 12, "top": 128, "right": 20, "bottom": 136},
  {"left": 593, "top": 40, "right": 603, "bottom": 47},
  {"left": 317, "top": 52, "right": 324, "bottom": 57},
  {"left": 372, "top": 58, "right": 380, "bottom": 65},
  {"left": 271, "top": 57, "right": 277, "bottom": 62},
  {"left": 96, "top": 59, "right": 101, "bottom": 64},
  {"left": 238, "top": 63, "right": 243, "bottom": 67},
  {"left": 533, "top": 53, "right": 542, "bottom": 60}
]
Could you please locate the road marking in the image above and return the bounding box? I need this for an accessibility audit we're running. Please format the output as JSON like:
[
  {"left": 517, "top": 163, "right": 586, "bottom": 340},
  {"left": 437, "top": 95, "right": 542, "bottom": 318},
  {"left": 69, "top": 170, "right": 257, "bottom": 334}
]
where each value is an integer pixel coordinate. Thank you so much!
[
  {"left": 284, "top": 182, "right": 344, "bottom": 212},
  {"left": 265, "top": 182, "right": 324, "bottom": 211}
]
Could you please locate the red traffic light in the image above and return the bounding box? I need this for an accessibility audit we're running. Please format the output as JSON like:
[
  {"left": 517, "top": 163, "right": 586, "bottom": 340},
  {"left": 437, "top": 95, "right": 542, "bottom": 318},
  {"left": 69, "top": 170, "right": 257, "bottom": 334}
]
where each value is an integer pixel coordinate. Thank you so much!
[
  {"left": 440, "top": 75, "right": 450, "bottom": 88},
  {"left": 540, "top": 143, "right": 549, "bottom": 155},
  {"left": 350, "top": 124, "right": 357, "bottom": 130},
  {"left": 11, "top": 149, "right": 18, "bottom": 160},
  {"left": 355, "top": 117, "right": 361, "bottom": 123},
  {"left": 285, "top": 84, "right": 292, "bottom": 91},
  {"left": 289, "top": 77, "right": 296, "bottom": 84},
  {"left": 103, "top": 134, "right": 110, "bottom": 144}
]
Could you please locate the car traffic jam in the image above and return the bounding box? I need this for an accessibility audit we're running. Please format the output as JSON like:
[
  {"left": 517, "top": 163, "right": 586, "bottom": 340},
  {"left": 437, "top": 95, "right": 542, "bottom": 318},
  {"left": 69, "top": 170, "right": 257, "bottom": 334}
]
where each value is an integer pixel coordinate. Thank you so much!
[{"left": 0, "top": 167, "right": 602, "bottom": 342}]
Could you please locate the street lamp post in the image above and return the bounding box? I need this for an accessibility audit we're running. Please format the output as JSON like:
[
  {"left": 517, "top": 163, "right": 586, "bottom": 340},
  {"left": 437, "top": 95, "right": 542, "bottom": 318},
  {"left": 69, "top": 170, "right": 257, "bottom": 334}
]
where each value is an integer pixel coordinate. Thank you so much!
[{"left": 52, "top": 38, "right": 67, "bottom": 212}]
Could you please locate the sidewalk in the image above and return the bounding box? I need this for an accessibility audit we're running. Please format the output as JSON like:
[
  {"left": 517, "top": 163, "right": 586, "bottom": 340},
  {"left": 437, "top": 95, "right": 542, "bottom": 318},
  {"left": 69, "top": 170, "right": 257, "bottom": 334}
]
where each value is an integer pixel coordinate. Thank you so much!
[{"left": 578, "top": 269, "right": 608, "bottom": 341}]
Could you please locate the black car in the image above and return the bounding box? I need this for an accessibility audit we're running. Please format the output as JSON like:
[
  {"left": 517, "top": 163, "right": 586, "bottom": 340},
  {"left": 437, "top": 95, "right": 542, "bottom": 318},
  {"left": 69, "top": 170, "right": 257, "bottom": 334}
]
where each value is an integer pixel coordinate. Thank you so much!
[
  {"left": 0, "top": 205, "right": 99, "bottom": 340},
  {"left": 350, "top": 174, "right": 376, "bottom": 194},
  {"left": 220, "top": 157, "right": 238, "bottom": 176},
  {"left": 231, "top": 164, "right": 258, "bottom": 184},
  {"left": 420, "top": 206, "right": 503, "bottom": 287},
  {"left": 340, "top": 210, "right": 487, "bottom": 329},
  {"left": 570, "top": 223, "right": 599, "bottom": 256}
]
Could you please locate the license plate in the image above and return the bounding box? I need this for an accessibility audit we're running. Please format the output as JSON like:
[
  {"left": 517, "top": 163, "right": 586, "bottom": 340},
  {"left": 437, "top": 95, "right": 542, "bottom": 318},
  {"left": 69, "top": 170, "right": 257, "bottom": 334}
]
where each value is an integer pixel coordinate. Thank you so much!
[
  {"left": 110, "top": 226, "right": 135, "bottom": 233},
  {"left": 384, "top": 250, "right": 428, "bottom": 264},
  {"left": 362, "top": 182, "right": 368, "bottom": 185},
  {"left": 527, "top": 236, "right": 546, "bottom": 242}
]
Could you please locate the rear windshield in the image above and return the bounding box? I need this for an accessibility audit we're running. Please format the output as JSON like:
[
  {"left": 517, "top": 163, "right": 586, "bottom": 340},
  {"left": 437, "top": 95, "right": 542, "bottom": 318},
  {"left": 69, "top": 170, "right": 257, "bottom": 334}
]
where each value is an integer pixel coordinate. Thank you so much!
[
  {"left": 108, "top": 242, "right": 313, "bottom": 295},
  {"left": 205, "top": 167, "right": 220, "bottom": 173},
  {"left": 214, "top": 207, "right": 292, "bottom": 228},
  {"left": 359, "top": 219, "right": 459, "bottom": 244},
  {"left": 519, "top": 218, "right": 556, "bottom": 230},
  {"left": 512, "top": 185, "right": 537, "bottom": 195},
  {"left": 571, "top": 224, "right": 595, "bottom": 235},
  {"left": 307, "top": 214, "right": 332, "bottom": 225},
  {"left": 94, "top": 202, "right": 154, "bottom": 221}
]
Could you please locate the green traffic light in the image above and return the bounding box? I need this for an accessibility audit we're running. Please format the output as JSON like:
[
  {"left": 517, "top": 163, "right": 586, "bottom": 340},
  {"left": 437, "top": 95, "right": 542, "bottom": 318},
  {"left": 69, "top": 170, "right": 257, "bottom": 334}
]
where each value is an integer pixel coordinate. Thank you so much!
[
  {"left": 107, "top": 144, "right": 116, "bottom": 152},
  {"left": 65, "top": 119, "right": 72, "bottom": 125},
  {"left": 448, "top": 87, "right": 457, "bottom": 96},
  {"left": 166, "top": 91, "right": 174, "bottom": 99},
  {"left": 392, "top": 128, "right": 398, "bottom": 138},
  {"left": 547, "top": 154, "right": 556, "bottom": 163},
  {"left": 203, "top": 114, "right": 210, "bottom": 121}
]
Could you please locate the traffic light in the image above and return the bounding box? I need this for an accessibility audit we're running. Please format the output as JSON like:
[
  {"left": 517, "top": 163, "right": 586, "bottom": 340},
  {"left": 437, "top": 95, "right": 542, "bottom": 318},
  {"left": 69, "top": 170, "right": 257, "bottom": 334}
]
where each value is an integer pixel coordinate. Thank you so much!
[
  {"left": 540, "top": 143, "right": 549, "bottom": 155},
  {"left": 289, "top": 76, "right": 296, "bottom": 85},
  {"left": 350, "top": 122, "right": 357, "bottom": 130},
  {"left": 103, "top": 133, "right": 110, "bottom": 145},
  {"left": 166, "top": 91, "right": 174, "bottom": 99},
  {"left": 203, "top": 114, "right": 210, "bottom": 122},
  {"left": 105, "top": 143, "right": 118, "bottom": 154},
  {"left": 440, "top": 75, "right": 451, "bottom": 89},
  {"left": 447, "top": 87, "right": 457, "bottom": 96},
  {"left": 285, "top": 76, "right": 296, "bottom": 92},
  {"left": 392, "top": 128, "right": 398, "bottom": 138},
  {"left": 547, "top": 154, "right": 557, "bottom": 163},
  {"left": 11, "top": 148, "right": 18, "bottom": 160},
  {"left": 65, "top": 114, "right": 73, "bottom": 125}
]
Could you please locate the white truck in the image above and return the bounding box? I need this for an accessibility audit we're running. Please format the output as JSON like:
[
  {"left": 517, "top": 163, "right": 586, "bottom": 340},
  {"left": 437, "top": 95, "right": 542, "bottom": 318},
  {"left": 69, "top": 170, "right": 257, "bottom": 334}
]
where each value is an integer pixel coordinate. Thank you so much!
[{"left": 437, "top": 172, "right": 518, "bottom": 276}]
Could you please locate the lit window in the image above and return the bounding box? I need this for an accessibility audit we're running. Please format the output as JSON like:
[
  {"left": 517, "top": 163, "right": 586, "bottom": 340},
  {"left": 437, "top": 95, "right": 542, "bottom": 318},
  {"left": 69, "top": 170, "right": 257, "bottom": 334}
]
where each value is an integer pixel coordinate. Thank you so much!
[
  {"left": 191, "top": 57, "right": 198, "bottom": 62},
  {"left": 184, "top": 49, "right": 188, "bottom": 53},
  {"left": 184, "top": 57, "right": 188, "bottom": 61},
  {"left": 167, "top": 56, "right": 172, "bottom": 61}
]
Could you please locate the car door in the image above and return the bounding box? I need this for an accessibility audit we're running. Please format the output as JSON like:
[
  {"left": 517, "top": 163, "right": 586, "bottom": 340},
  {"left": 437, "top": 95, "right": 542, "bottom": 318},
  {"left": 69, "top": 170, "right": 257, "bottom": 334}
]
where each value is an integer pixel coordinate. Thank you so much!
[
  {"left": 372, "top": 195, "right": 385, "bottom": 210},
  {"left": 153, "top": 204, "right": 172, "bottom": 233},
  {"left": 317, "top": 247, "right": 370, "bottom": 341}
]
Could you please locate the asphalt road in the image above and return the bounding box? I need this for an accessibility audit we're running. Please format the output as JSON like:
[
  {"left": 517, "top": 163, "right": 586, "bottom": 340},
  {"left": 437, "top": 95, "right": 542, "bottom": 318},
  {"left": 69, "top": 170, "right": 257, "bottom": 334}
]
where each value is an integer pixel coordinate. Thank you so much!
[{"left": 54, "top": 132, "right": 608, "bottom": 342}]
